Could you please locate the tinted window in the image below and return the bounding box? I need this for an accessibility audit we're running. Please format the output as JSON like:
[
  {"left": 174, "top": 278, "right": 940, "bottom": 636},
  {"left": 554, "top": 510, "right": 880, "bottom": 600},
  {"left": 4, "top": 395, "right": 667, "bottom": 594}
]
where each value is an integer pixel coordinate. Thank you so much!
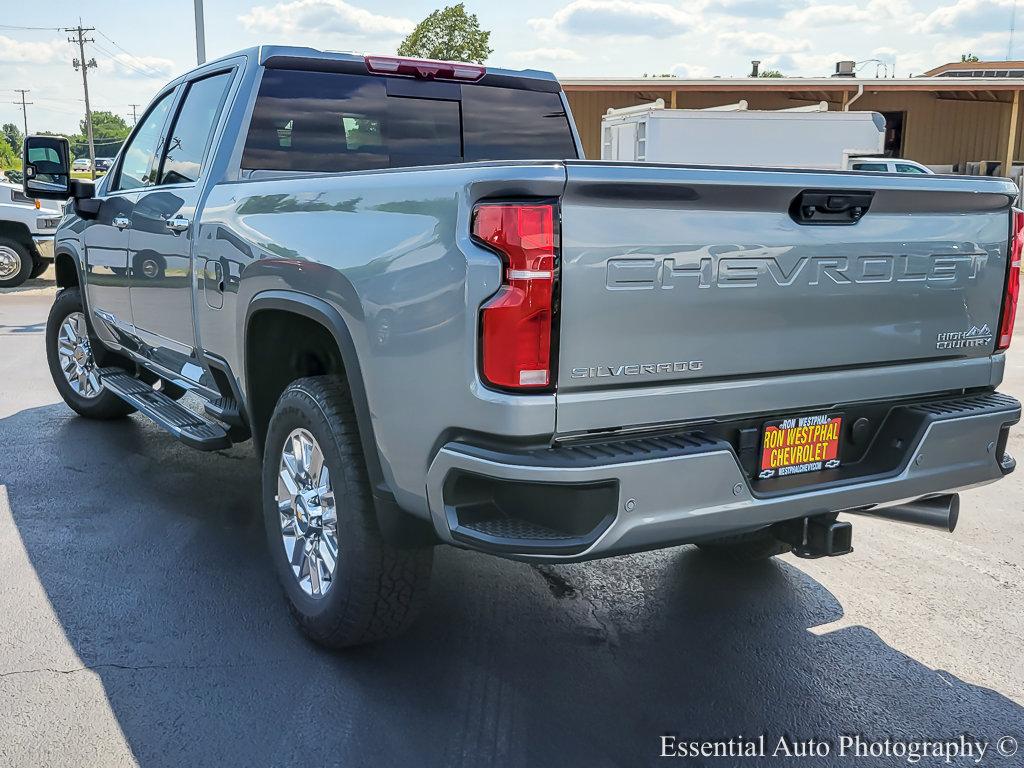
[
  {"left": 851, "top": 162, "right": 888, "bottom": 172},
  {"left": 462, "top": 85, "right": 577, "bottom": 161},
  {"left": 116, "top": 91, "right": 174, "bottom": 191},
  {"left": 158, "top": 72, "right": 233, "bottom": 185},
  {"left": 895, "top": 163, "right": 928, "bottom": 174},
  {"left": 242, "top": 69, "right": 576, "bottom": 172}
]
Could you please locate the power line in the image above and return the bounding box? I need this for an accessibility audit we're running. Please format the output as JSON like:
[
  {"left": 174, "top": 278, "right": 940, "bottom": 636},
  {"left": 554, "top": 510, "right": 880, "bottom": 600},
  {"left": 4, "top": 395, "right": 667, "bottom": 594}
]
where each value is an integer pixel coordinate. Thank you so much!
[
  {"left": 91, "top": 40, "right": 164, "bottom": 79},
  {"left": 95, "top": 28, "right": 164, "bottom": 78},
  {"left": 0, "top": 24, "right": 60, "bottom": 31},
  {"left": 12, "top": 89, "right": 32, "bottom": 137},
  {"left": 64, "top": 22, "right": 98, "bottom": 180}
]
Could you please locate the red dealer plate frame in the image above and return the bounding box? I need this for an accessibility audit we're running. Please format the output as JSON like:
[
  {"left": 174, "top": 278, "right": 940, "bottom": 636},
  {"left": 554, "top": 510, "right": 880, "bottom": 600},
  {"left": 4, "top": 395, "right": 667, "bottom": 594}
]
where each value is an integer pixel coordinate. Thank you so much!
[{"left": 758, "top": 413, "right": 844, "bottom": 480}]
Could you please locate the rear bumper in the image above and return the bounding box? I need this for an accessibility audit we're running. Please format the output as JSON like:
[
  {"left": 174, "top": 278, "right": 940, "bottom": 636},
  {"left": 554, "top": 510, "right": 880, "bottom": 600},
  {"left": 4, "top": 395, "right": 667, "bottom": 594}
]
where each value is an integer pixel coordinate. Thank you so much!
[{"left": 426, "top": 392, "right": 1020, "bottom": 561}]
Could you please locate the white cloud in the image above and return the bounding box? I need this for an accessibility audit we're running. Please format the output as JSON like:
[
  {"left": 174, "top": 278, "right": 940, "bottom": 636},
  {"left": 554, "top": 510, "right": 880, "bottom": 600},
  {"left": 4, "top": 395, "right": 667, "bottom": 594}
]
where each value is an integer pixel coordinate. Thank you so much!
[
  {"left": 528, "top": 0, "right": 696, "bottom": 38},
  {"left": 918, "top": 0, "right": 1015, "bottom": 35},
  {"left": 703, "top": 0, "right": 805, "bottom": 19},
  {"left": 763, "top": 51, "right": 858, "bottom": 77},
  {"left": 670, "top": 62, "right": 712, "bottom": 78},
  {"left": 240, "top": 0, "right": 414, "bottom": 39},
  {"left": 106, "top": 53, "right": 178, "bottom": 80},
  {"left": 0, "top": 35, "right": 64, "bottom": 66},
  {"left": 715, "top": 31, "right": 812, "bottom": 55},
  {"left": 507, "top": 47, "right": 585, "bottom": 63},
  {"left": 786, "top": 0, "right": 915, "bottom": 28}
]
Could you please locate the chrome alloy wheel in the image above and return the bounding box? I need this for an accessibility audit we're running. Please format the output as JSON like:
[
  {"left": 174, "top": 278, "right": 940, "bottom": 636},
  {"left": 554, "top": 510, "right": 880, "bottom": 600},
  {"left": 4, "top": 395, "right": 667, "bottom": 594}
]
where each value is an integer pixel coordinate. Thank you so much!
[
  {"left": 0, "top": 245, "right": 21, "bottom": 280},
  {"left": 57, "top": 311, "right": 101, "bottom": 398},
  {"left": 277, "top": 428, "right": 339, "bottom": 598}
]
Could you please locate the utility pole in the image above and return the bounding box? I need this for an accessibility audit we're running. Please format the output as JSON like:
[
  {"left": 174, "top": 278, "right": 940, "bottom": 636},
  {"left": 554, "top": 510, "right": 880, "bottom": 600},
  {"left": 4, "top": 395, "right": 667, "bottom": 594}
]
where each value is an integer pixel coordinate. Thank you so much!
[
  {"left": 64, "top": 23, "right": 98, "bottom": 180},
  {"left": 129, "top": 103, "right": 139, "bottom": 126},
  {"left": 1011, "top": 0, "right": 1018, "bottom": 59},
  {"left": 12, "top": 89, "right": 32, "bottom": 138},
  {"left": 194, "top": 0, "right": 207, "bottom": 65}
]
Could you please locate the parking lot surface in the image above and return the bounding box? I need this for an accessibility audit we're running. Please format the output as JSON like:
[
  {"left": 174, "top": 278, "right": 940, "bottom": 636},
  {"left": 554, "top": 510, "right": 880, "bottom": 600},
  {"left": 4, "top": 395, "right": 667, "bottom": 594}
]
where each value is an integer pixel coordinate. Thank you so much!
[{"left": 1, "top": 277, "right": 1022, "bottom": 767}]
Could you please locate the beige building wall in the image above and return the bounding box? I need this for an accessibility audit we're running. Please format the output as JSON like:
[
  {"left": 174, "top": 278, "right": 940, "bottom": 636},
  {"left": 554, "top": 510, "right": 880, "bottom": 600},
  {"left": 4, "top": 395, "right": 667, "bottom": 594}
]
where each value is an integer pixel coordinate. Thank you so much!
[{"left": 565, "top": 88, "right": 1024, "bottom": 167}]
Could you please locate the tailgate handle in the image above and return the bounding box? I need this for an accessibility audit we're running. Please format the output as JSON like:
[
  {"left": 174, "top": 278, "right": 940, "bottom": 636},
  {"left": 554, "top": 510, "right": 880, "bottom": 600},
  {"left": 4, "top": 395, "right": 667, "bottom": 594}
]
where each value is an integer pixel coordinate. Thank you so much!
[{"left": 791, "top": 190, "right": 874, "bottom": 225}]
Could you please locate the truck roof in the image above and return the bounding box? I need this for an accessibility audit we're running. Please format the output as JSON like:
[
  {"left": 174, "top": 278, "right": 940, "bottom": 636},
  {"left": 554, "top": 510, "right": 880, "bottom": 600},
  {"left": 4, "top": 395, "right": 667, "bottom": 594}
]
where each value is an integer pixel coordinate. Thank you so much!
[{"left": 197, "top": 45, "right": 561, "bottom": 92}]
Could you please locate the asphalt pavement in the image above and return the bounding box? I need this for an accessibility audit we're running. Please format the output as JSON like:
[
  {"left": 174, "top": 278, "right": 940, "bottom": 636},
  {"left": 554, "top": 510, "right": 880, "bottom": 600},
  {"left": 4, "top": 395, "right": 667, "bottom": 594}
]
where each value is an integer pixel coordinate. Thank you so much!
[{"left": 1, "top": 275, "right": 1022, "bottom": 767}]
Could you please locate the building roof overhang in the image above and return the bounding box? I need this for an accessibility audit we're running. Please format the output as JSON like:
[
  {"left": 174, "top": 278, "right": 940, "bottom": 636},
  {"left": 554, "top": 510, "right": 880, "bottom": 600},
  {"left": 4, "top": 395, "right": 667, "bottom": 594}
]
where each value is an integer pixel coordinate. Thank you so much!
[
  {"left": 559, "top": 76, "right": 1024, "bottom": 92},
  {"left": 558, "top": 77, "right": 1024, "bottom": 103}
]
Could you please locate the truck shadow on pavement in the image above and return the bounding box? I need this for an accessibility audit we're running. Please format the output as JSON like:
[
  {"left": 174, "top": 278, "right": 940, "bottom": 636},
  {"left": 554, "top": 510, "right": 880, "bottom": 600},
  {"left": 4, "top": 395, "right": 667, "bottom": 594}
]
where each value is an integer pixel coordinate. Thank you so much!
[{"left": 1, "top": 404, "right": 1022, "bottom": 767}]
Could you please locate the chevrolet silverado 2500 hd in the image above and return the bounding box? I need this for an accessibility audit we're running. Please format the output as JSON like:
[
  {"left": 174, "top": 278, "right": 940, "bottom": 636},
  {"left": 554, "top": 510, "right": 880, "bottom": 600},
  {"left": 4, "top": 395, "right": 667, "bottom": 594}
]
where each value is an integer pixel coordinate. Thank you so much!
[{"left": 23, "top": 47, "right": 1021, "bottom": 648}]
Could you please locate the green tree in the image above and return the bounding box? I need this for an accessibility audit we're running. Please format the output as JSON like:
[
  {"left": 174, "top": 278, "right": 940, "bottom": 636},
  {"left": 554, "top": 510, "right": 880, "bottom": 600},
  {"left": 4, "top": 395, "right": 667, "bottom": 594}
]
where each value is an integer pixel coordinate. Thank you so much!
[
  {"left": 961, "top": 53, "right": 980, "bottom": 62},
  {"left": 0, "top": 138, "right": 18, "bottom": 171},
  {"left": 397, "top": 3, "right": 492, "bottom": 63},
  {"left": 69, "top": 110, "right": 130, "bottom": 160},
  {"left": 759, "top": 69, "right": 784, "bottom": 78},
  {"left": 2, "top": 123, "right": 24, "bottom": 156}
]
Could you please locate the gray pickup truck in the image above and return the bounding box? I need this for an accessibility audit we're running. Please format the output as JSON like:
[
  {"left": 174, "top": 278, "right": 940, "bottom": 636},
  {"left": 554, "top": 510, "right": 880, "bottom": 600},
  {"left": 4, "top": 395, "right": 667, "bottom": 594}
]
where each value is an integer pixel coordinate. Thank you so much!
[{"left": 24, "top": 46, "right": 1021, "bottom": 649}]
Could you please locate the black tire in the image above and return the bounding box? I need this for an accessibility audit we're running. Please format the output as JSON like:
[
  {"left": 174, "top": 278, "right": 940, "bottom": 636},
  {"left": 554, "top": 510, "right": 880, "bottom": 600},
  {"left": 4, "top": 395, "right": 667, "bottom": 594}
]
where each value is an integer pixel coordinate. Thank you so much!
[
  {"left": 29, "top": 257, "right": 50, "bottom": 279},
  {"left": 262, "top": 375, "right": 433, "bottom": 649},
  {"left": 45, "top": 287, "right": 136, "bottom": 420},
  {"left": 695, "top": 528, "right": 792, "bottom": 562},
  {"left": 0, "top": 237, "right": 32, "bottom": 288},
  {"left": 133, "top": 251, "right": 165, "bottom": 281}
]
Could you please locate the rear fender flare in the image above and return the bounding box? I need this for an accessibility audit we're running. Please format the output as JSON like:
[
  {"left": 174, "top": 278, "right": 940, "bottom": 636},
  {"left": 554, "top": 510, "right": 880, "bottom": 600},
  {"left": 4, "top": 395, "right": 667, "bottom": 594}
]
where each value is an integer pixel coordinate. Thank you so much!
[{"left": 244, "top": 290, "right": 385, "bottom": 493}]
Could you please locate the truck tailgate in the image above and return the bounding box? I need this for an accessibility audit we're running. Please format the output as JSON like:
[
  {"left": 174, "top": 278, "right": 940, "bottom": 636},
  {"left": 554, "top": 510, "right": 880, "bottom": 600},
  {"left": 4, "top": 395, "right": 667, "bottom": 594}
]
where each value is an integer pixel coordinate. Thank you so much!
[{"left": 555, "top": 162, "right": 1016, "bottom": 434}]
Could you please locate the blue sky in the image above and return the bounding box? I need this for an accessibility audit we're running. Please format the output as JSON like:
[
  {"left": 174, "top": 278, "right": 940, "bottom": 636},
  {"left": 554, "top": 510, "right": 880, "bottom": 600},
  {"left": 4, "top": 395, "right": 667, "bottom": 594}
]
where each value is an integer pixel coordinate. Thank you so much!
[{"left": 0, "top": 0, "right": 1020, "bottom": 134}]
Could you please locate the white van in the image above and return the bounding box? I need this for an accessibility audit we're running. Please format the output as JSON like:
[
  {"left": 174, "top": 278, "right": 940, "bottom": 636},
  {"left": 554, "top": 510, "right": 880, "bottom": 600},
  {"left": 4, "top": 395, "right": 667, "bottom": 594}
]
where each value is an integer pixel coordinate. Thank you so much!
[{"left": 601, "top": 99, "right": 885, "bottom": 170}]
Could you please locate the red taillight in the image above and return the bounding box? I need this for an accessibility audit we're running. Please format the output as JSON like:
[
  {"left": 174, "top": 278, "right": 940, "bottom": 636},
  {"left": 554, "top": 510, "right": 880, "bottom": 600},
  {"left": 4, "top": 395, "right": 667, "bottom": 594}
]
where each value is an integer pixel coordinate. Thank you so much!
[
  {"left": 473, "top": 203, "right": 557, "bottom": 390},
  {"left": 364, "top": 55, "right": 485, "bottom": 82},
  {"left": 998, "top": 208, "right": 1023, "bottom": 351}
]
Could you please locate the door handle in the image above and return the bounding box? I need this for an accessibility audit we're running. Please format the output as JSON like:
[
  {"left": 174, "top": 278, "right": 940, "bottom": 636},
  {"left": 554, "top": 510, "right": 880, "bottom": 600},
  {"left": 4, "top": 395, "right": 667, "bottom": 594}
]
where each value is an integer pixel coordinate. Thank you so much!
[
  {"left": 165, "top": 216, "right": 191, "bottom": 234},
  {"left": 790, "top": 189, "right": 874, "bottom": 225},
  {"left": 112, "top": 215, "right": 131, "bottom": 230}
]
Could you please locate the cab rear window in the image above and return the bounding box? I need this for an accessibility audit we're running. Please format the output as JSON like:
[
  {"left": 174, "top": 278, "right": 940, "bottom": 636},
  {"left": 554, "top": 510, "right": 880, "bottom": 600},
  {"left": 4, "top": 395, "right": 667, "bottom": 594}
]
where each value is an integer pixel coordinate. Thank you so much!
[{"left": 242, "top": 69, "right": 577, "bottom": 172}]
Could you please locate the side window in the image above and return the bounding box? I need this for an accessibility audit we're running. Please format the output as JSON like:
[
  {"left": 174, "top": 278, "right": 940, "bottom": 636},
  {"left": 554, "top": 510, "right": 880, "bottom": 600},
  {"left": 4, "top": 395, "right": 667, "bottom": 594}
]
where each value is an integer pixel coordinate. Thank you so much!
[
  {"left": 461, "top": 85, "right": 578, "bottom": 161},
  {"left": 115, "top": 91, "right": 174, "bottom": 191},
  {"left": 895, "top": 163, "right": 928, "bottom": 174},
  {"left": 851, "top": 162, "right": 888, "bottom": 172},
  {"left": 158, "top": 71, "right": 233, "bottom": 185},
  {"left": 242, "top": 70, "right": 459, "bottom": 173}
]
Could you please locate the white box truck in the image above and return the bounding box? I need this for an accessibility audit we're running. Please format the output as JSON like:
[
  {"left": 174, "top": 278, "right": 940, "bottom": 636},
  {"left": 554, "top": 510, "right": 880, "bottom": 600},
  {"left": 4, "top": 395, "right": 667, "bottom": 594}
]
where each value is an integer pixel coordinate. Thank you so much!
[{"left": 600, "top": 99, "right": 885, "bottom": 170}]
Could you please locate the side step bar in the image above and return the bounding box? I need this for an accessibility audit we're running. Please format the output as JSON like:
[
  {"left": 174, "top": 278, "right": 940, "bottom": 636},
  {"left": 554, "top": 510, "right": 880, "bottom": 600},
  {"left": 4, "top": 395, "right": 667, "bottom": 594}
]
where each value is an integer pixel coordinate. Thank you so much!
[
  {"left": 204, "top": 396, "right": 244, "bottom": 427},
  {"left": 99, "top": 367, "right": 231, "bottom": 451}
]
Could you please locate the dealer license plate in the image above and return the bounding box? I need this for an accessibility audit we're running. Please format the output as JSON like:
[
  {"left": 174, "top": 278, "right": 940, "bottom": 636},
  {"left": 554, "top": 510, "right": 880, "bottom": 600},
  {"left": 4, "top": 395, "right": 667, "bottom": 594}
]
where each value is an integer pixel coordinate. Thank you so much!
[{"left": 758, "top": 413, "right": 843, "bottom": 480}]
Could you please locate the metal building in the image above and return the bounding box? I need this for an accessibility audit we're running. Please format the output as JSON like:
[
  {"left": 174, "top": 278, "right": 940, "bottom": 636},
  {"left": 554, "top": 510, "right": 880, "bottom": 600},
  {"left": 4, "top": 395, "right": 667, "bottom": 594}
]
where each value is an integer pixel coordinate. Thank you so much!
[{"left": 561, "top": 63, "right": 1024, "bottom": 174}]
